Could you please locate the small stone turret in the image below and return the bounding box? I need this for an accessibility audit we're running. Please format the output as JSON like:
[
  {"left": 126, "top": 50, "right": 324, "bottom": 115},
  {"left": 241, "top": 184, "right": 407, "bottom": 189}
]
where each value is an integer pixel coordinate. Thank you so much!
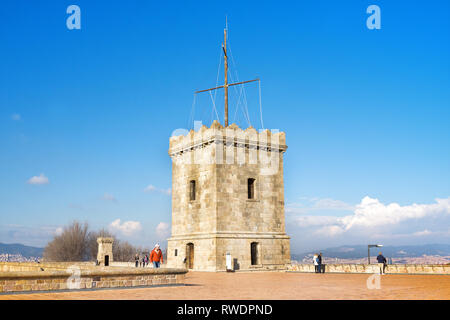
[{"left": 97, "top": 237, "right": 114, "bottom": 266}]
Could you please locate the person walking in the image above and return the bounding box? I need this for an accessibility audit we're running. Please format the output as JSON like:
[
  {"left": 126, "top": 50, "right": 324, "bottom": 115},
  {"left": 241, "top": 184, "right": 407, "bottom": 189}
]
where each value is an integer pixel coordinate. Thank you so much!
[
  {"left": 145, "top": 254, "right": 149, "bottom": 267},
  {"left": 135, "top": 253, "right": 139, "bottom": 268},
  {"left": 313, "top": 253, "right": 319, "bottom": 273},
  {"left": 150, "top": 243, "right": 163, "bottom": 268},
  {"left": 376, "top": 252, "right": 387, "bottom": 274},
  {"left": 141, "top": 254, "right": 146, "bottom": 268}
]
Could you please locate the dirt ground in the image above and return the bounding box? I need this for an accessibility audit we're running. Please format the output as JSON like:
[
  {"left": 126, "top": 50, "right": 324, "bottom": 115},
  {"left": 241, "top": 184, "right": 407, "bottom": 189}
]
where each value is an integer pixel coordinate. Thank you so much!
[{"left": 1, "top": 271, "right": 449, "bottom": 300}]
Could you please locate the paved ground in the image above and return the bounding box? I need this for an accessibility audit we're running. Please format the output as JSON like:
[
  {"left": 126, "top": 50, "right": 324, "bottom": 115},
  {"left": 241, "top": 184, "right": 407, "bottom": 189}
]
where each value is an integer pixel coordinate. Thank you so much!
[{"left": 1, "top": 272, "right": 449, "bottom": 300}]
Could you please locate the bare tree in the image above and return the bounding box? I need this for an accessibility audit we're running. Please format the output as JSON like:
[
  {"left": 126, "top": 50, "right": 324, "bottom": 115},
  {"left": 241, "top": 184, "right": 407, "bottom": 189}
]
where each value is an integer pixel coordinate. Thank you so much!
[
  {"left": 113, "top": 240, "right": 137, "bottom": 262},
  {"left": 44, "top": 221, "right": 141, "bottom": 262},
  {"left": 43, "top": 221, "right": 89, "bottom": 261}
]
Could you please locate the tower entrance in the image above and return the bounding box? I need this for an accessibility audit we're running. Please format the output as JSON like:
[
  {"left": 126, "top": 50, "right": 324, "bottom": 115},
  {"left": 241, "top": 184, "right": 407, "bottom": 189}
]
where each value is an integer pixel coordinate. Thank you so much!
[{"left": 186, "top": 243, "right": 194, "bottom": 269}]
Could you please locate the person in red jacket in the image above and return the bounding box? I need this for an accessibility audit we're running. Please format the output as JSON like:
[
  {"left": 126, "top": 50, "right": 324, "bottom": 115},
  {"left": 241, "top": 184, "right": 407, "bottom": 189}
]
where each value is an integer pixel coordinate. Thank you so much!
[{"left": 150, "top": 243, "right": 163, "bottom": 268}]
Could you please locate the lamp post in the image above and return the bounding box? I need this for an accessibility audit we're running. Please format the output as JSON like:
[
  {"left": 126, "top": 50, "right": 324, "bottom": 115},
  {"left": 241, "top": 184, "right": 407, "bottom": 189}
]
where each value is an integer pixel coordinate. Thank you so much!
[{"left": 368, "top": 244, "right": 383, "bottom": 264}]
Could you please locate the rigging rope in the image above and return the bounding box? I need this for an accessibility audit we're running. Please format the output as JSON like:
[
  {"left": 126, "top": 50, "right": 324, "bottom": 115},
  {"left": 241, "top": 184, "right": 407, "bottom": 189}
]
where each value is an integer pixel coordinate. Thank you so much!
[
  {"left": 228, "top": 39, "right": 253, "bottom": 128},
  {"left": 227, "top": 62, "right": 249, "bottom": 124},
  {"left": 258, "top": 79, "right": 264, "bottom": 129},
  {"left": 209, "top": 90, "right": 220, "bottom": 122},
  {"left": 232, "top": 82, "right": 244, "bottom": 123},
  {"left": 188, "top": 26, "right": 264, "bottom": 130},
  {"left": 188, "top": 93, "right": 197, "bottom": 130}
]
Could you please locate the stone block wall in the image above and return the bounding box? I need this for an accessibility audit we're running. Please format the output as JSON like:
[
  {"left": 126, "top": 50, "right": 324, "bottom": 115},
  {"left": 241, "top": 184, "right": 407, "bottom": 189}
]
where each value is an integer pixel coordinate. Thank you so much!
[
  {"left": 0, "top": 264, "right": 187, "bottom": 293},
  {"left": 167, "top": 121, "right": 291, "bottom": 271},
  {"left": 168, "top": 238, "right": 218, "bottom": 271},
  {"left": 167, "top": 235, "right": 291, "bottom": 271},
  {"left": 287, "top": 263, "right": 450, "bottom": 275},
  {"left": 215, "top": 237, "right": 290, "bottom": 271},
  {"left": 0, "top": 262, "right": 95, "bottom": 272}
]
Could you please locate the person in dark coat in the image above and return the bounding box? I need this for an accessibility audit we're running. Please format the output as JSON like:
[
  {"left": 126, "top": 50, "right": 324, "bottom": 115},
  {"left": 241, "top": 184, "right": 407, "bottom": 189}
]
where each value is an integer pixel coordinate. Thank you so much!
[
  {"left": 376, "top": 252, "right": 387, "bottom": 274},
  {"left": 318, "top": 252, "right": 324, "bottom": 273},
  {"left": 135, "top": 253, "right": 139, "bottom": 268}
]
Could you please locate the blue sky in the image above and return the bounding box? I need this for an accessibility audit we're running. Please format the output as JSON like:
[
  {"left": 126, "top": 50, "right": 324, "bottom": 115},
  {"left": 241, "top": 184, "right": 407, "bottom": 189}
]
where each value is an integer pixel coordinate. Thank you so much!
[{"left": 0, "top": 1, "right": 449, "bottom": 253}]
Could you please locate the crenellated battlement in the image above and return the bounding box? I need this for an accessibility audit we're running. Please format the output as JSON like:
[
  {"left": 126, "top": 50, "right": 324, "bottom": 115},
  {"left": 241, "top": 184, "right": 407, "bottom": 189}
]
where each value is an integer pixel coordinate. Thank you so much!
[{"left": 169, "top": 120, "right": 287, "bottom": 157}]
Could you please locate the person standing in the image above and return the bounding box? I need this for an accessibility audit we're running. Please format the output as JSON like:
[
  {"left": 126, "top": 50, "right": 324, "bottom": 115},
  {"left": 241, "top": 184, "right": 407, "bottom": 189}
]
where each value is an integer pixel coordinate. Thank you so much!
[
  {"left": 313, "top": 254, "right": 319, "bottom": 273},
  {"left": 318, "top": 252, "right": 324, "bottom": 273},
  {"left": 150, "top": 243, "right": 163, "bottom": 268},
  {"left": 135, "top": 253, "right": 139, "bottom": 268},
  {"left": 376, "top": 252, "right": 387, "bottom": 274}
]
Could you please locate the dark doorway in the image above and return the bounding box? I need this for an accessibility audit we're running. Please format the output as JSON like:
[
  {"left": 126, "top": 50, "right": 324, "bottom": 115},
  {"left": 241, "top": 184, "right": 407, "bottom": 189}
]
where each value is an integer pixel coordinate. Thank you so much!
[
  {"left": 186, "top": 243, "right": 194, "bottom": 269},
  {"left": 104, "top": 255, "right": 109, "bottom": 266},
  {"left": 251, "top": 242, "right": 259, "bottom": 265}
]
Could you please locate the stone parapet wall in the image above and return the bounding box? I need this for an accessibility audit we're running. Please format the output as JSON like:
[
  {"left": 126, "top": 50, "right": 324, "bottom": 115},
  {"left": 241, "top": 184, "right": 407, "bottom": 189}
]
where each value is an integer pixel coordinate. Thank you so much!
[
  {"left": 287, "top": 263, "right": 450, "bottom": 275},
  {"left": 0, "top": 264, "right": 187, "bottom": 293},
  {"left": 169, "top": 121, "right": 287, "bottom": 158},
  {"left": 110, "top": 262, "right": 135, "bottom": 268},
  {"left": 0, "top": 262, "right": 95, "bottom": 272}
]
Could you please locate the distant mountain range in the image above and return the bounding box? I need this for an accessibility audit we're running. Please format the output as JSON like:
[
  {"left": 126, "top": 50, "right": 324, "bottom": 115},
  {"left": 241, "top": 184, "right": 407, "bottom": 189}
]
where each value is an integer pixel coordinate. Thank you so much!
[
  {"left": 293, "top": 244, "right": 450, "bottom": 260},
  {"left": 0, "top": 242, "right": 44, "bottom": 258},
  {"left": 2, "top": 242, "right": 450, "bottom": 261}
]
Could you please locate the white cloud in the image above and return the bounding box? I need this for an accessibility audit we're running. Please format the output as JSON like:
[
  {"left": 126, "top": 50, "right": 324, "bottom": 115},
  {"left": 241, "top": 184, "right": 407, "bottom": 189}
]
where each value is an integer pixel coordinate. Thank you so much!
[
  {"left": 144, "top": 184, "right": 171, "bottom": 195},
  {"left": 340, "top": 196, "right": 450, "bottom": 231},
  {"left": 11, "top": 113, "right": 21, "bottom": 121},
  {"left": 27, "top": 173, "right": 49, "bottom": 185},
  {"left": 293, "top": 196, "right": 450, "bottom": 238},
  {"left": 102, "top": 193, "right": 117, "bottom": 202},
  {"left": 155, "top": 222, "right": 170, "bottom": 239},
  {"left": 314, "top": 225, "right": 346, "bottom": 236},
  {"left": 109, "top": 219, "right": 142, "bottom": 236},
  {"left": 54, "top": 227, "right": 63, "bottom": 236}
]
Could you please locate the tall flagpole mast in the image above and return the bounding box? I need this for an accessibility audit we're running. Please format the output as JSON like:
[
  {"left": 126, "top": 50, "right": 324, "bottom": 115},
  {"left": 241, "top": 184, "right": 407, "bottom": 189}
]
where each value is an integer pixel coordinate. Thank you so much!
[
  {"left": 195, "top": 19, "right": 259, "bottom": 127},
  {"left": 223, "top": 27, "right": 228, "bottom": 127}
]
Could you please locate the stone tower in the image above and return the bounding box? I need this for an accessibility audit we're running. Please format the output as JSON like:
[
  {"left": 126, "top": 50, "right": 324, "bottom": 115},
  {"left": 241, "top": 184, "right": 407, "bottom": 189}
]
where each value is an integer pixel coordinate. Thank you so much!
[
  {"left": 97, "top": 237, "right": 113, "bottom": 266},
  {"left": 166, "top": 121, "right": 290, "bottom": 271}
]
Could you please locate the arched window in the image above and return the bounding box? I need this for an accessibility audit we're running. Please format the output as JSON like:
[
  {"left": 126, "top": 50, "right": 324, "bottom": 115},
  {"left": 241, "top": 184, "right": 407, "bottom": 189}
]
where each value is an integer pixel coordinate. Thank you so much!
[
  {"left": 248, "top": 178, "right": 255, "bottom": 199},
  {"left": 189, "top": 180, "right": 196, "bottom": 201}
]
